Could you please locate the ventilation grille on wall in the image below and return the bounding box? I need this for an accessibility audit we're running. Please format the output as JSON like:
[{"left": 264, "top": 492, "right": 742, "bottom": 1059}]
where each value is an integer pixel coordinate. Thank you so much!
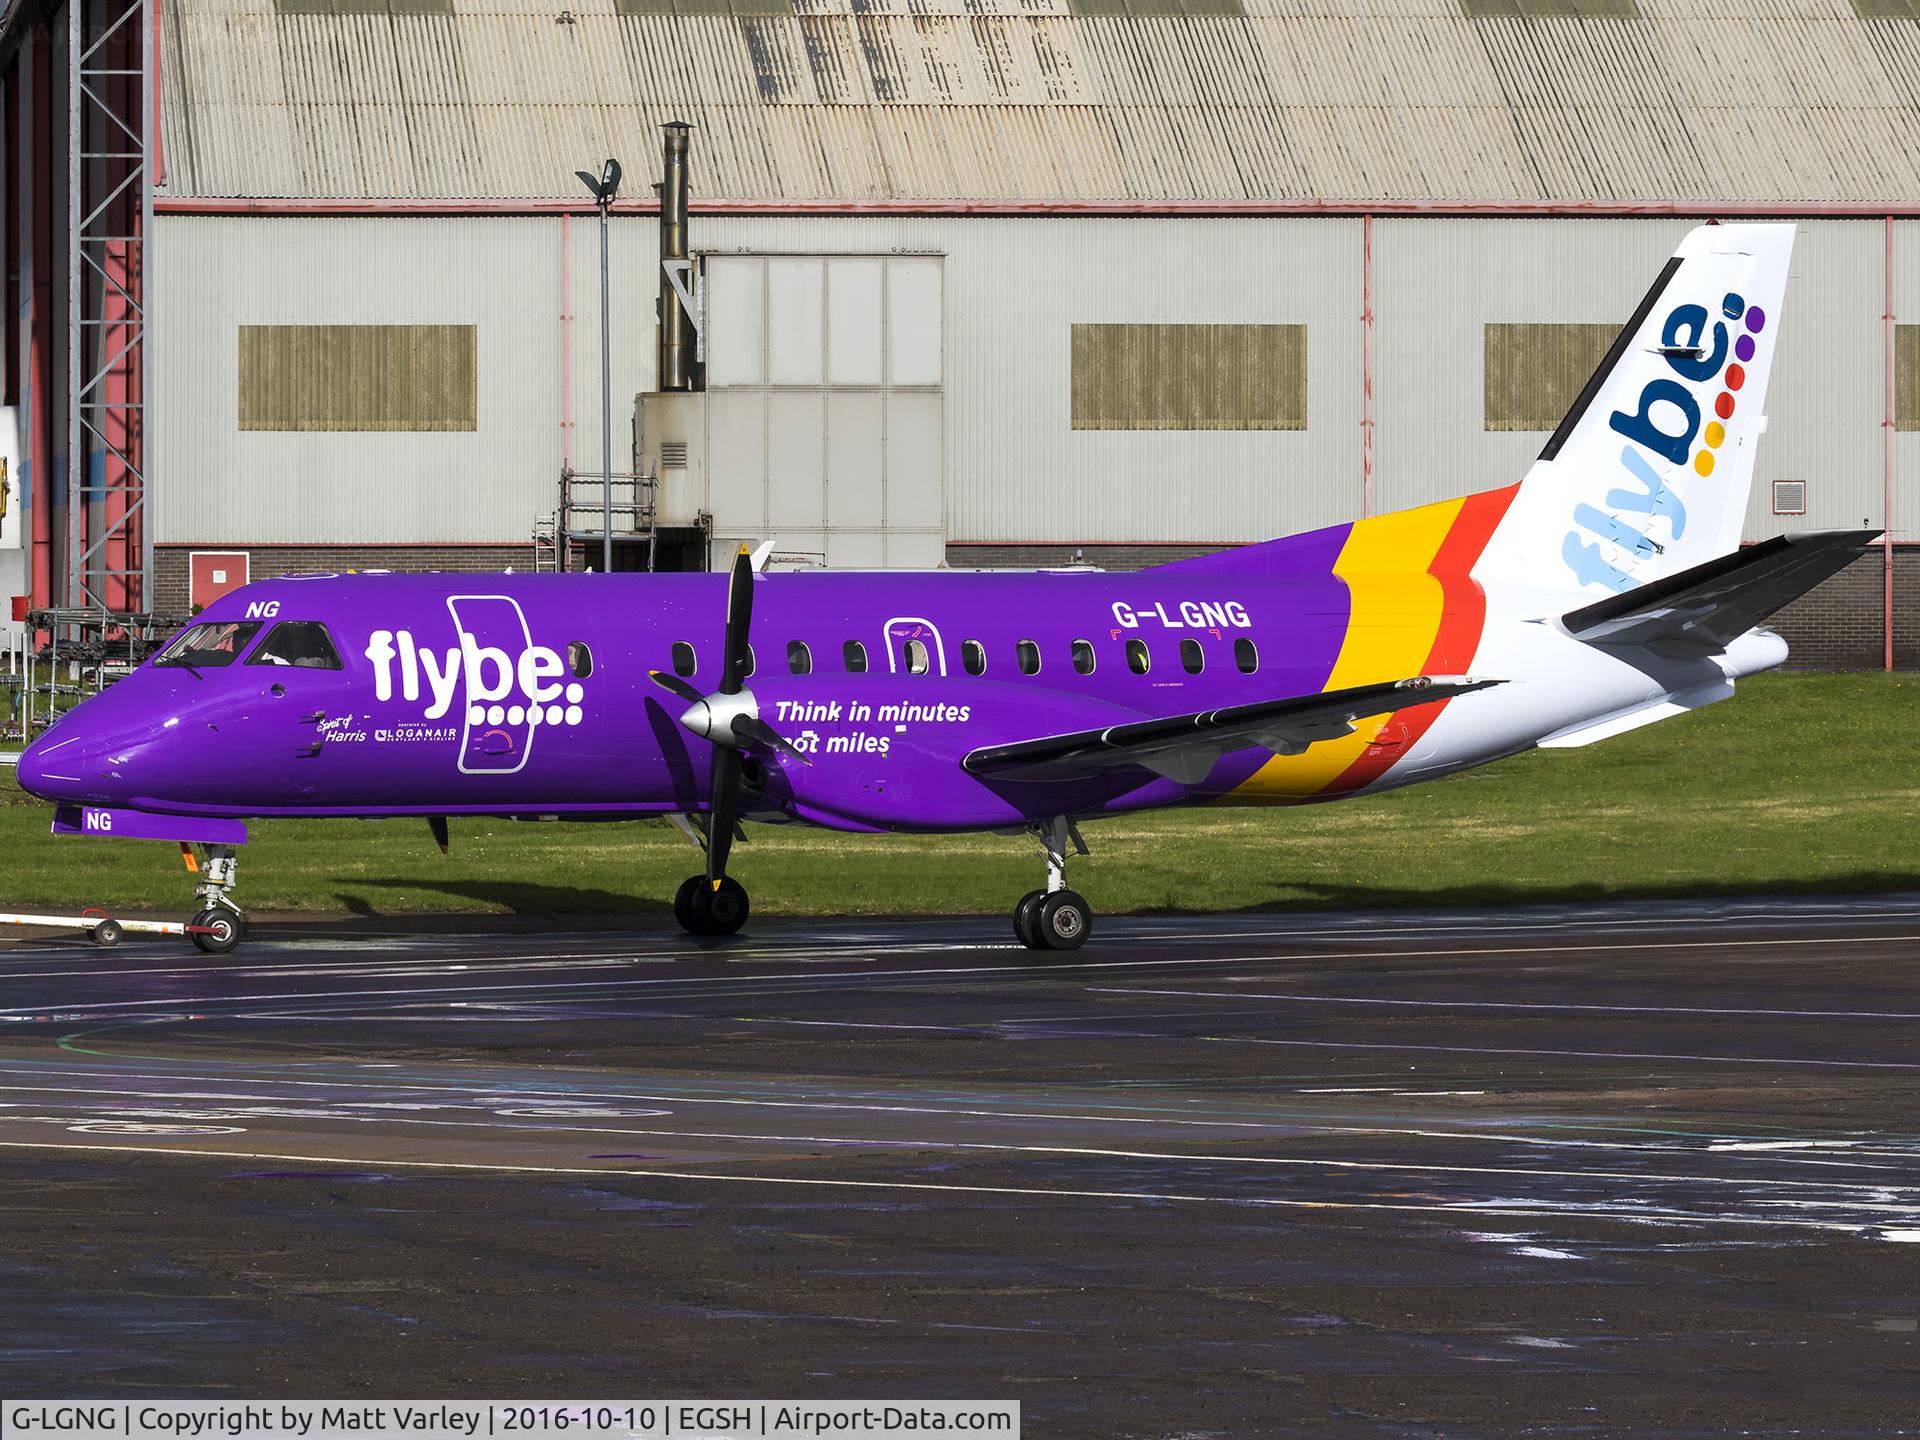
[
  {"left": 1773, "top": 480, "right": 1807, "bottom": 515},
  {"left": 661, "top": 441, "right": 688, "bottom": 469}
]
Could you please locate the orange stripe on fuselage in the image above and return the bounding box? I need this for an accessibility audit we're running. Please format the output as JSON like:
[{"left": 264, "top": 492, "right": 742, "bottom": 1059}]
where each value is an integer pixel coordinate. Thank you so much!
[
  {"left": 1321, "top": 482, "right": 1519, "bottom": 795},
  {"left": 1224, "top": 498, "right": 1464, "bottom": 802}
]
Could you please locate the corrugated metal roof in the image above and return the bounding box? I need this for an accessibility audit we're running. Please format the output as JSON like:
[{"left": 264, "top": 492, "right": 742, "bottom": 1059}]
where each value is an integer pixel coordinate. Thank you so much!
[{"left": 161, "top": 0, "right": 1920, "bottom": 201}]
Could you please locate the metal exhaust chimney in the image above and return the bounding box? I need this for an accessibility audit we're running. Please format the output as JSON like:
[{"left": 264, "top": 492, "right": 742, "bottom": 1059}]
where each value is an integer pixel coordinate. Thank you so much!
[{"left": 657, "top": 120, "right": 695, "bottom": 392}]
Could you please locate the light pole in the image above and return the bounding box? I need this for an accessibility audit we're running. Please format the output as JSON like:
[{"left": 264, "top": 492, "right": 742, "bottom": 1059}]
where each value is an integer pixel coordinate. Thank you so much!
[{"left": 575, "top": 157, "right": 622, "bottom": 574}]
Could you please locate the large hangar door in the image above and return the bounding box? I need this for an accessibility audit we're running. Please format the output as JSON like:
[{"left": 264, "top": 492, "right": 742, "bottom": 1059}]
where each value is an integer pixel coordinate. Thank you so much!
[{"left": 698, "top": 254, "right": 945, "bottom": 571}]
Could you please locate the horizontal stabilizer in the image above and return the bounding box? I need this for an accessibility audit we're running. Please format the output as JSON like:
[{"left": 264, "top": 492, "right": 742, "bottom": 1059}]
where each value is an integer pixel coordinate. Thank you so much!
[
  {"left": 1561, "top": 529, "right": 1879, "bottom": 657},
  {"left": 962, "top": 676, "right": 1503, "bottom": 784}
]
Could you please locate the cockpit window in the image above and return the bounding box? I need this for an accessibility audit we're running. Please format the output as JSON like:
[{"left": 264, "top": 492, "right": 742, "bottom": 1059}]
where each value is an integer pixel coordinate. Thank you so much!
[
  {"left": 246, "top": 621, "right": 344, "bottom": 670},
  {"left": 154, "top": 621, "right": 262, "bottom": 669}
]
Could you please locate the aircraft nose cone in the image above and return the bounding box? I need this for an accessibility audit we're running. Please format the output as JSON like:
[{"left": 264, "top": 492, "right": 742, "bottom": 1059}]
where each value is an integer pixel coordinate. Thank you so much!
[{"left": 15, "top": 727, "right": 93, "bottom": 803}]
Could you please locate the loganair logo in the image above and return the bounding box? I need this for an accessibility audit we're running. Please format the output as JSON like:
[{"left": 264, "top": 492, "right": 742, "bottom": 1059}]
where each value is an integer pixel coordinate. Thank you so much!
[
  {"left": 363, "top": 624, "right": 586, "bottom": 729},
  {"left": 1564, "top": 291, "right": 1767, "bottom": 592}
]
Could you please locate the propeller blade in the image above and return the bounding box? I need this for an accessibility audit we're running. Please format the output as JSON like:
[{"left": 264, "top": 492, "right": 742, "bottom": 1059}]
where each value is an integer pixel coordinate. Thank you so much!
[
  {"left": 719, "top": 544, "right": 754, "bottom": 695},
  {"left": 732, "top": 713, "right": 813, "bottom": 765},
  {"left": 428, "top": 816, "right": 449, "bottom": 854},
  {"left": 648, "top": 669, "right": 704, "bottom": 706},
  {"left": 707, "top": 745, "right": 742, "bottom": 886}
]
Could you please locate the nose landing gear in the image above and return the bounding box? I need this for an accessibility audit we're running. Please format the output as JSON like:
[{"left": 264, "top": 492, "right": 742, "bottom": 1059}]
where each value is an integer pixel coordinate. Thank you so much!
[
  {"left": 1013, "top": 817, "right": 1092, "bottom": 953},
  {"left": 186, "top": 844, "right": 246, "bottom": 954}
]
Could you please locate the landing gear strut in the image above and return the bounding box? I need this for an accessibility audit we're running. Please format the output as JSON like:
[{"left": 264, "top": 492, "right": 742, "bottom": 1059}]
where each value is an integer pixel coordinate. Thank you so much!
[
  {"left": 187, "top": 844, "right": 246, "bottom": 955},
  {"left": 1013, "top": 817, "right": 1092, "bottom": 953}
]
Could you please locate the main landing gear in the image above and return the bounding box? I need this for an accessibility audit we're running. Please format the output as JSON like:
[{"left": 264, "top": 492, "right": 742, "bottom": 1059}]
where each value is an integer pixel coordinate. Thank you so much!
[
  {"left": 187, "top": 844, "right": 246, "bottom": 955},
  {"left": 1013, "top": 817, "right": 1093, "bottom": 953},
  {"left": 673, "top": 872, "right": 750, "bottom": 937}
]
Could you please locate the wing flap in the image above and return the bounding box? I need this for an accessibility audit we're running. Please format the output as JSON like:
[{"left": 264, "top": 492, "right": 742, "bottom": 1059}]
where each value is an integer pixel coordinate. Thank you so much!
[
  {"left": 1562, "top": 529, "right": 1879, "bottom": 657},
  {"left": 961, "top": 676, "right": 1503, "bottom": 783}
]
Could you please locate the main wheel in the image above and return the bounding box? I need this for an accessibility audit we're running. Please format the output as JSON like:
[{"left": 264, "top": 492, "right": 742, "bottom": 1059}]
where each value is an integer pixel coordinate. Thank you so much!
[
  {"left": 703, "top": 876, "right": 750, "bottom": 936},
  {"left": 1036, "top": 890, "right": 1091, "bottom": 951},
  {"left": 189, "top": 908, "right": 243, "bottom": 955},
  {"left": 1013, "top": 889, "right": 1048, "bottom": 949},
  {"left": 91, "top": 919, "right": 123, "bottom": 948},
  {"left": 672, "top": 874, "right": 706, "bottom": 934}
]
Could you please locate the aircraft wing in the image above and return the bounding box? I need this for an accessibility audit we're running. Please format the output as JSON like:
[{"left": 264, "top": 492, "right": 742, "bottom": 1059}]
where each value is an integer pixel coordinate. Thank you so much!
[
  {"left": 1561, "top": 529, "right": 1879, "bottom": 658},
  {"left": 961, "top": 676, "right": 1503, "bottom": 785}
]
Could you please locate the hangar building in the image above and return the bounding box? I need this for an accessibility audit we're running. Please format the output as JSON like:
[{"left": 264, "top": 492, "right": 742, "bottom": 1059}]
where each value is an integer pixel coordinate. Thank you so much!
[{"left": 4, "top": 0, "right": 1919, "bottom": 667}]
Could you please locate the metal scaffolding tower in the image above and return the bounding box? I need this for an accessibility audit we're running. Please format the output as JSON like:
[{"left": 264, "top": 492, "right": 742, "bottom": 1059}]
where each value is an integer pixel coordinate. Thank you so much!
[{"left": 66, "top": 0, "right": 152, "bottom": 615}]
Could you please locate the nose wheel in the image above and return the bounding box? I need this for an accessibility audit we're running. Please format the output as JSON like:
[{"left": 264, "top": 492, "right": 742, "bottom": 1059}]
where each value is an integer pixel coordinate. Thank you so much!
[
  {"left": 185, "top": 844, "right": 246, "bottom": 954},
  {"left": 1013, "top": 818, "right": 1093, "bottom": 953}
]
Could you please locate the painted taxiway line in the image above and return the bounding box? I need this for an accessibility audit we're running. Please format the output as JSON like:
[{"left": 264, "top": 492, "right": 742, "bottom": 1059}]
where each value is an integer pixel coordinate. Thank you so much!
[
  {"left": 5, "top": 1099, "right": 1911, "bottom": 1198},
  {"left": 1093, "top": 986, "right": 1920, "bottom": 1021},
  {"left": 5, "top": 897, "right": 1920, "bottom": 985},
  {"left": 4, "top": 1073, "right": 1915, "bottom": 1171},
  {"left": 1209, "top": 1034, "right": 1920, "bottom": 1069},
  {"left": 0, "top": 1137, "right": 1902, "bottom": 1236},
  {"left": 9, "top": 930, "right": 1920, "bottom": 1021}
]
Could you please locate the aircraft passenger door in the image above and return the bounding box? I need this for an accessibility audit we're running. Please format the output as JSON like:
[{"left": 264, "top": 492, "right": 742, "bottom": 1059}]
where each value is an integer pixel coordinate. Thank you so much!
[{"left": 884, "top": 617, "right": 946, "bottom": 677}]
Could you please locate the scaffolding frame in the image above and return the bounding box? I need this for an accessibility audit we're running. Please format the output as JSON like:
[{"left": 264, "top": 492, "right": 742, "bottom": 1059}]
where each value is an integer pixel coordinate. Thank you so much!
[{"left": 66, "top": 0, "right": 153, "bottom": 619}]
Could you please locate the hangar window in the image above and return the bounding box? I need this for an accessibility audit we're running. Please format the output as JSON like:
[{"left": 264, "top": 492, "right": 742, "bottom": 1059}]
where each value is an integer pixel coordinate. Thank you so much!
[
  {"left": 1126, "top": 639, "right": 1152, "bottom": 675},
  {"left": 567, "top": 642, "right": 593, "bottom": 678},
  {"left": 671, "top": 641, "right": 697, "bottom": 678},
  {"left": 1482, "top": 323, "right": 1620, "bottom": 431},
  {"left": 1072, "top": 324, "right": 1305, "bottom": 431},
  {"left": 156, "top": 621, "right": 262, "bottom": 669},
  {"left": 246, "top": 621, "right": 344, "bottom": 670},
  {"left": 1071, "top": 639, "right": 1096, "bottom": 675},
  {"left": 1460, "top": 0, "right": 1637, "bottom": 15},
  {"left": 1896, "top": 326, "right": 1920, "bottom": 428},
  {"left": 843, "top": 640, "right": 868, "bottom": 673},
  {"left": 1235, "top": 638, "right": 1259, "bottom": 674},
  {"left": 962, "top": 639, "right": 987, "bottom": 675},
  {"left": 788, "top": 640, "right": 812, "bottom": 675},
  {"left": 274, "top": 0, "right": 455, "bottom": 15},
  {"left": 1181, "top": 638, "right": 1205, "bottom": 674},
  {"left": 1016, "top": 640, "right": 1041, "bottom": 675},
  {"left": 238, "top": 323, "right": 475, "bottom": 432}
]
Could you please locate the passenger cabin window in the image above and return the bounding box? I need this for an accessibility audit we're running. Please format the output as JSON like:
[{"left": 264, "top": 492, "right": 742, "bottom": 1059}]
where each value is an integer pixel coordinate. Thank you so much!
[
  {"left": 962, "top": 639, "right": 986, "bottom": 675},
  {"left": 1071, "top": 639, "right": 1096, "bottom": 675},
  {"left": 1016, "top": 639, "right": 1041, "bottom": 675},
  {"left": 1235, "top": 638, "right": 1259, "bottom": 674},
  {"left": 155, "top": 621, "right": 262, "bottom": 669},
  {"left": 567, "top": 641, "right": 593, "bottom": 678},
  {"left": 1126, "top": 639, "right": 1151, "bottom": 675},
  {"left": 1180, "top": 638, "right": 1205, "bottom": 674},
  {"left": 905, "top": 638, "right": 931, "bottom": 675},
  {"left": 744, "top": 643, "right": 756, "bottom": 678},
  {"left": 788, "top": 640, "right": 812, "bottom": 675},
  {"left": 844, "top": 640, "right": 868, "bottom": 674},
  {"left": 246, "top": 621, "right": 343, "bottom": 670},
  {"left": 671, "top": 641, "right": 697, "bottom": 677}
]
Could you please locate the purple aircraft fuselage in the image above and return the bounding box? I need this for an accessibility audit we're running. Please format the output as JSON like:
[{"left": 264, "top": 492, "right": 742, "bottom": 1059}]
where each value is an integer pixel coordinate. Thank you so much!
[{"left": 18, "top": 527, "right": 1362, "bottom": 835}]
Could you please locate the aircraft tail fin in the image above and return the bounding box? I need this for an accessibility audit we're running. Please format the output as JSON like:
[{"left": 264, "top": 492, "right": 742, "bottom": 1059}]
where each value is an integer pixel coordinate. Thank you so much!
[{"left": 1477, "top": 223, "right": 1796, "bottom": 599}]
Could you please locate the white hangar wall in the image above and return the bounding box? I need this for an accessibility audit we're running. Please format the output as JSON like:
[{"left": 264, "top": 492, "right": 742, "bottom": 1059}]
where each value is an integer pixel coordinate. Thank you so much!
[{"left": 151, "top": 212, "right": 1906, "bottom": 554}]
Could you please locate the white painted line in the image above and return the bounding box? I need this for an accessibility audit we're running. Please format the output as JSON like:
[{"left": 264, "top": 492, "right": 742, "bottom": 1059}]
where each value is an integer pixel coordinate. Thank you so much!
[
  {"left": 0, "top": 1138, "right": 1887, "bottom": 1235},
  {"left": 1093, "top": 986, "right": 1920, "bottom": 1021}
]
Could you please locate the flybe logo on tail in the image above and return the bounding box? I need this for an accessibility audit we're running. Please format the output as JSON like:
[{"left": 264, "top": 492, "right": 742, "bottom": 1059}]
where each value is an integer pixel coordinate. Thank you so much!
[
  {"left": 1564, "top": 291, "right": 1767, "bottom": 592},
  {"left": 363, "top": 628, "right": 586, "bottom": 728}
]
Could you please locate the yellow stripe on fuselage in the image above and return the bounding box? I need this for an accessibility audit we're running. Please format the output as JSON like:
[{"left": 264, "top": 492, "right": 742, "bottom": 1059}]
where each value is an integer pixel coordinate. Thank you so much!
[{"left": 1224, "top": 497, "right": 1464, "bottom": 803}]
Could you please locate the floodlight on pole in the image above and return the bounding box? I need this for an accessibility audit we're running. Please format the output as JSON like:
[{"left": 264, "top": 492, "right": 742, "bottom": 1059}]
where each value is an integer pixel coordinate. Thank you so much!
[{"left": 576, "top": 158, "right": 621, "bottom": 574}]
